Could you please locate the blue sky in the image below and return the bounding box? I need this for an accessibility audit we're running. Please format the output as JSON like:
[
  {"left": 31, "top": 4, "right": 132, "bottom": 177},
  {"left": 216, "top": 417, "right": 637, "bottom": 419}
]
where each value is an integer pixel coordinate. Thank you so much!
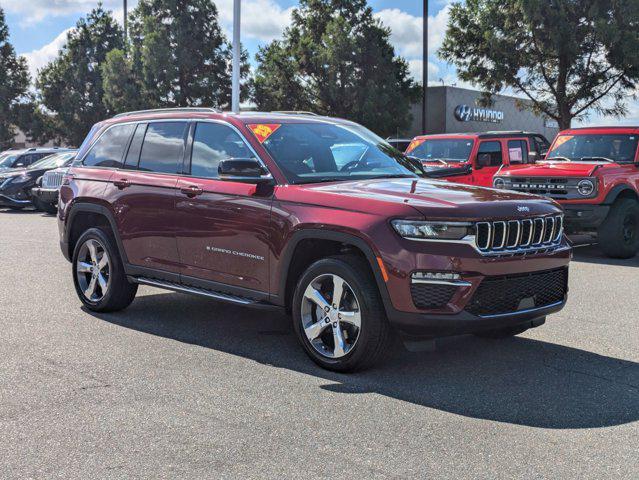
[{"left": 2, "top": 0, "right": 637, "bottom": 125}]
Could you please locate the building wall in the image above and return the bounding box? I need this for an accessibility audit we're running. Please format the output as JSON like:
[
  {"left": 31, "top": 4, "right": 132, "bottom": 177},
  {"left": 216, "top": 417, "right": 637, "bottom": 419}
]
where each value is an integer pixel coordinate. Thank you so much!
[
  {"left": 405, "top": 86, "right": 559, "bottom": 141},
  {"left": 12, "top": 128, "right": 61, "bottom": 149}
]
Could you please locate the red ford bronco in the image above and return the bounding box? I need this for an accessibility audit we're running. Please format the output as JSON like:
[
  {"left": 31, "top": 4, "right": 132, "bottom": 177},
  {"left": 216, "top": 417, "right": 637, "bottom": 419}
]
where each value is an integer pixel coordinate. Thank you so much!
[
  {"left": 493, "top": 127, "right": 639, "bottom": 258},
  {"left": 405, "top": 131, "right": 551, "bottom": 186},
  {"left": 58, "top": 109, "right": 571, "bottom": 371}
]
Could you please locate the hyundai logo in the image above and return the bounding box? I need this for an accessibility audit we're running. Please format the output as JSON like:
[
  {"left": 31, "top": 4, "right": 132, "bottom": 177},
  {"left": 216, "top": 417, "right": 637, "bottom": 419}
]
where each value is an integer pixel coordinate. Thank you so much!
[{"left": 454, "top": 104, "right": 472, "bottom": 122}]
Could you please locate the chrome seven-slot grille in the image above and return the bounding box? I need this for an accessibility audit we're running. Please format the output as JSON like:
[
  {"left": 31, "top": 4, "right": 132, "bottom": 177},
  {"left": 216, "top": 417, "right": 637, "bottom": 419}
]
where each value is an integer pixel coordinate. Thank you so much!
[
  {"left": 42, "top": 170, "right": 65, "bottom": 189},
  {"left": 475, "top": 215, "right": 564, "bottom": 255}
]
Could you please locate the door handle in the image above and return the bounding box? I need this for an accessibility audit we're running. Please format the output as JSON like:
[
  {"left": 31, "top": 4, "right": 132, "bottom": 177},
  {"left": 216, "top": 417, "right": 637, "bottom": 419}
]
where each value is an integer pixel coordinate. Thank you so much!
[
  {"left": 180, "top": 185, "right": 203, "bottom": 198},
  {"left": 113, "top": 179, "right": 131, "bottom": 189}
]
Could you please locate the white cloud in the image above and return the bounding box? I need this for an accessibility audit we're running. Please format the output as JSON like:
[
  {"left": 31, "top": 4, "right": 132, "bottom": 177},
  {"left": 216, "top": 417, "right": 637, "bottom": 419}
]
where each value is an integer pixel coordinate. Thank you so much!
[
  {"left": 408, "top": 59, "right": 440, "bottom": 84},
  {"left": 21, "top": 28, "right": 73, "bottom": 79},
  {"left": 2, "top": 0, "right": 126, "bottom": 26},
  {"left": 216, "top": 0, "right": 293, "bottom": 42},
  {"left": 374, "top": 5, "right": 451, "bottom": 59}
]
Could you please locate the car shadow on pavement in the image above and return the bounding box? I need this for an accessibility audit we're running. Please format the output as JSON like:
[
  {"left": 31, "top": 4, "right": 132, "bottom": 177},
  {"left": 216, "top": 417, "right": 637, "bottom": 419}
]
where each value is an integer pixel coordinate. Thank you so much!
[{"left": 86, "top": 291, "right": 639, "bottom": 430}]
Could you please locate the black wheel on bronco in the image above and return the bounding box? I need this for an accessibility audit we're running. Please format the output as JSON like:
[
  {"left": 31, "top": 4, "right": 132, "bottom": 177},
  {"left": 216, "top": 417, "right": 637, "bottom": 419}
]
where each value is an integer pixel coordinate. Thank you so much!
[
  {"left": 598, "top": 198, "right": 639, "bottom": 259},
  {"left": 292, "top": 254, "right": 392, "bottom": 372},
  {"left": 72, "top": 228, "right": 138, "bottom": 312},
  {"left": 32, "top": 197, "right": 57, "bottom": 214}
]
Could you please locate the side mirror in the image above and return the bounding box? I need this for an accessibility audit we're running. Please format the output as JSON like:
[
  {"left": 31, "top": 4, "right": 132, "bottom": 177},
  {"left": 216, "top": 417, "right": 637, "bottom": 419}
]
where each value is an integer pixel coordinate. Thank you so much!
[
  {"left": 475, "top": 153, "right": 492, "bottom": 169},
  {"left": 218, "top": 158, "right": 273, "bottom": 184}
]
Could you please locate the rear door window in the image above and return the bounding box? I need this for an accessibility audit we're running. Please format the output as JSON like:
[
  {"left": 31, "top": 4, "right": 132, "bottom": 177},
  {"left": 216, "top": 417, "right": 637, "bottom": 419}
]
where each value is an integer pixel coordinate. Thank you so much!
[
  {"left": 190, "top": 122, "right": 254, "bottom": 179},
  {"left": 138, "top": 122, "right": 188, "bottom": 174},
  {"left": 477, "top": 141, "right": 503, "bottom": 166},
  {"left": 83, "top": 124, "right": 136, "bottom": 168},
  {"left": 507, "top": 140, "right": 528, "bottom": 164}
]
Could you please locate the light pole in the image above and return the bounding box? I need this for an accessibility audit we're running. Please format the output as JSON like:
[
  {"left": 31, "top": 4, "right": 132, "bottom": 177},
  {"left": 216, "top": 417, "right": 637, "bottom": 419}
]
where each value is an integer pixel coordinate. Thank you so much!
[
  {"left": 232, "top": 0, "right": 241, "bottom": 113},
  {"left": 422, "top": 0, "right": 428, "bottom": 134},
  {"left": 123, "top": 0, "right": 127, "bottom": 42}
]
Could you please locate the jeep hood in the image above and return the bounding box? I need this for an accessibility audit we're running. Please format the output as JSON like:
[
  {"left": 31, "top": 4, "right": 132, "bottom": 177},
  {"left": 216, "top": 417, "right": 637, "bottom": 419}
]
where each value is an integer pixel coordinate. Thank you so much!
[
  {"left": 291, "top": 178, "right": 561, "bottom": 220},
  {"left": 499, "top": 161, "right": 605, "bottom": 177}
]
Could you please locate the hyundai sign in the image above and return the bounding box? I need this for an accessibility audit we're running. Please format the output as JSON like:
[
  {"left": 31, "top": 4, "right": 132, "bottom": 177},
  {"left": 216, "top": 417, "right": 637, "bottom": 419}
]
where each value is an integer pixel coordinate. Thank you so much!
[{"left": 454, "top": 104, "right": 504, "bottom": 123}]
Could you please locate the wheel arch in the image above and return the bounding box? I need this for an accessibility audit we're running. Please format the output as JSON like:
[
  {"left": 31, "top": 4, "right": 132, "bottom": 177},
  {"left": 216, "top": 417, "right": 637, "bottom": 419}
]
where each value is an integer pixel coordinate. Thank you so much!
[
  {"left": 65, "top": 202, "right": 127, "bottom": 264},
  {"left": 275, "top": 229, "right": 392, "bottom": 316},
  {"left": 603, "top": 184, "right": 639, "bottom": 205}
]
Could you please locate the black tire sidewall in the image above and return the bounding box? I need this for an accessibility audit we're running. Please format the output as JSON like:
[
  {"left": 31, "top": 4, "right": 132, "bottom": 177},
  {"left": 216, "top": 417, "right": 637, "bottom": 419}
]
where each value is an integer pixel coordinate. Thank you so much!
[
  {"left": 292, "top": 256, "right": 388, "bottom": 371},
  {"left": 599, "top": 199, "right": 639, "bottom": 258},
  {"left": 71, "top": 228, "right": 132, "bottom": 312}
]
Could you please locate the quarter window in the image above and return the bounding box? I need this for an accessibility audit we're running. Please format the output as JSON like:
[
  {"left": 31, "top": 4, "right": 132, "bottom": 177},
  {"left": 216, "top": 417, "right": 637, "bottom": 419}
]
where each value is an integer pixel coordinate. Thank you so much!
[
  {"left": 507, "top": 140, "right": 528, "bottom": 164},
  {"left": 477, "top": 141, "right": 503, "bottom": 166},
  {"left": 83, "top": 124, "right": 136, "bottom": 168},
  {"left": 138, "top": 122, "right": 188, "bottom": 174},
  {"left": 190, "top": 122, "right": 255, "bottom": 179}
]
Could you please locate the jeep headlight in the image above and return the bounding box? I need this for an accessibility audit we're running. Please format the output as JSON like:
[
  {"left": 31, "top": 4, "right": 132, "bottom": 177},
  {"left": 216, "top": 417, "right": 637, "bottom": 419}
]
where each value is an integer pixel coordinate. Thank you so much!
[
  {"left": 577, "top": 179, "right": 595, "bottom": 196},
  {"left": 493, "top": 177, "right": 506, "bottom": 189},
  {"left": 391, "top": 220, "right": 472, "bottom": 240}
]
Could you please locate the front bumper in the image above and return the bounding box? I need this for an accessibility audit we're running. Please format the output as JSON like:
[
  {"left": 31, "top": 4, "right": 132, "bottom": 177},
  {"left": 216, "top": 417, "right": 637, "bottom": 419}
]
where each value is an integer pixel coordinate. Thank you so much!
[
  {"left": 0, "top": 193, "right": 32, "bottom": 208},
  {"left": 389, "top": 296, "right": 565, "bottom": 337},
  {"left": 31, "top": 187, "right": 59, "bottom": 204},
  {"left": 562, "top": 204, "right": 609, "bottom": 232}
]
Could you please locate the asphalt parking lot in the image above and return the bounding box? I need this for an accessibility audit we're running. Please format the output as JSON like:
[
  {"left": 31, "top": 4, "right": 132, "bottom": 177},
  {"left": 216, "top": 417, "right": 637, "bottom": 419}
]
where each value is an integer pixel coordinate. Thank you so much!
[{"left": 1, "top": 209, "right": 637, "bottom": 479}]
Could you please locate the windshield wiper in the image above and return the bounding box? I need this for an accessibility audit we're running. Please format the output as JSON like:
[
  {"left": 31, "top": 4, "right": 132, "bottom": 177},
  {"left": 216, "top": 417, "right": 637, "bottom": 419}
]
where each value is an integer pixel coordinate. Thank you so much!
[{"left": 580, "top": 156, "right": 615, "bottom": 163}]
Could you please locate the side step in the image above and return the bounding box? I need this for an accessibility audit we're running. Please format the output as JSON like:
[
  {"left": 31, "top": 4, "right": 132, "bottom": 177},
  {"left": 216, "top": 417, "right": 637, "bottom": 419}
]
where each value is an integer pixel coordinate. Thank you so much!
[{"left": 132, "top": 277, "right": 277, "bottom": 309}]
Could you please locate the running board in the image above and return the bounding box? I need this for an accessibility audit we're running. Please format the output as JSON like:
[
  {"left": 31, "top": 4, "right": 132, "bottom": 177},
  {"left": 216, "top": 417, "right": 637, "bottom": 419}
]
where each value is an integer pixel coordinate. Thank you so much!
[{"left": 132, "top": 277, "right": 276, "bottom": 309}]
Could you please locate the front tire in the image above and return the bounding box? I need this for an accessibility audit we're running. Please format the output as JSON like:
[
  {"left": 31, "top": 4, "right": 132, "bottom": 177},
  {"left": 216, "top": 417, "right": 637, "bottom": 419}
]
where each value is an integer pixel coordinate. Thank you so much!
[
  {"left": 292, "top": 255, "right": 391, "bottom": 372},
  {"left": 32, "top": 197, "right": 57, "bottom": 214},
  {"left": 72, "top": 228, "right": 137, "bottom": 312},
  {"left": 598, "top": 198, "right": 639, "bottom": 259}
]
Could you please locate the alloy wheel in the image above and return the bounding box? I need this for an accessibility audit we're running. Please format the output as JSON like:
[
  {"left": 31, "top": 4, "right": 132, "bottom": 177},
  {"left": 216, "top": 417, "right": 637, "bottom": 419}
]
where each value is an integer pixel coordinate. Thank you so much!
[
  {"left": 76, "top": 239, "right": 111, "bottom": 302},
  {"left": 300, "top": 273, "right": 362, "bottom": 358}
]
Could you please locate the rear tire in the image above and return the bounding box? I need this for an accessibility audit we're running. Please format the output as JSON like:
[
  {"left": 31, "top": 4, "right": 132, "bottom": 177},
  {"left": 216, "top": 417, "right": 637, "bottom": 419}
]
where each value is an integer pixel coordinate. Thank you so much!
[
  {"left": 292, "top": 254, "right": 391, "bottom": 372},
  {"left": 72, "top": 228, "right": 137, "bottom": 312},
  {"left": 598, "top": 198, "right": 639, "bottom": 259}
]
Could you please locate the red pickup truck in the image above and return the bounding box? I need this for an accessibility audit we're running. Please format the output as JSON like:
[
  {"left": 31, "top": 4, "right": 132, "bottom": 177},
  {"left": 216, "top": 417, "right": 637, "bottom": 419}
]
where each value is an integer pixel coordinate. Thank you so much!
[
  {"left": 493, "top": 127, "right": 639, "bottom": 258},
  {"left": 405, "top": 131, "right": 551, "bottom": 186}
]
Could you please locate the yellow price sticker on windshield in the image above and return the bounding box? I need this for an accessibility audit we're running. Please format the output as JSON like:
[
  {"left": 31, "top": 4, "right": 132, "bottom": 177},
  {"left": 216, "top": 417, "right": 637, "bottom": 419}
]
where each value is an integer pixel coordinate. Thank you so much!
[
  {"left": 248, "top": 124, "right": 281, "bottom": 143},
  {"left": 406, "top": 138, "right": 426, "bottom": 153},
  {"left": 551, "top": 135, "right": 573, "bottom": 150}
]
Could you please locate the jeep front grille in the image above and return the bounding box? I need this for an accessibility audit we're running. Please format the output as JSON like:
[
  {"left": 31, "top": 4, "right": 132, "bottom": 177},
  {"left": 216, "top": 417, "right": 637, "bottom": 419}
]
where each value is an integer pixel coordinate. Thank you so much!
[
  {"left": 42, "top": 171, "right": 64, "bottom": 189},
  {"left": 475, "top": 215, "right": 563, "bottom": 255}
]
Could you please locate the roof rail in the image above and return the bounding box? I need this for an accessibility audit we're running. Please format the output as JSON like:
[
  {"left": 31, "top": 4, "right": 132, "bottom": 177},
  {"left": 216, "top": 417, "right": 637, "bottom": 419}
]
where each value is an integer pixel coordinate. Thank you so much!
[
  {"left": 113, "top": 107, "right": 221, "bottom": 118},
  {"left": 271, "top": 111, "right": 319, "bottom": 116}
]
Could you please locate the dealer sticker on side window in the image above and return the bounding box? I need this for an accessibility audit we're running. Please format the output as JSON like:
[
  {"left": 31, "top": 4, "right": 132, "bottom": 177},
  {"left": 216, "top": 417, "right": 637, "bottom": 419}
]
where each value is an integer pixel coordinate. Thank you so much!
[{"left": 248, "top": 124, "right": 281, "bottom": 143}]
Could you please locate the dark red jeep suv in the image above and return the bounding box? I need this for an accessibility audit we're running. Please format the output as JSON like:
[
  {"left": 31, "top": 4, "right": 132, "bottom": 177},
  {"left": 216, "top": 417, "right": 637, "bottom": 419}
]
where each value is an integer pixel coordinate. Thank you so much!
[{"left": 58, "top": 108, "right": 571, "bottom": 371}]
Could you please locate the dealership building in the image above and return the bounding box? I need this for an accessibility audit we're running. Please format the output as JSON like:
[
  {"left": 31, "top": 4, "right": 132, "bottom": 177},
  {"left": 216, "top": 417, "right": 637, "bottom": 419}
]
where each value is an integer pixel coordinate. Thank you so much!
[{"left": 404, "top": 86, "right": 560, "bottom": 140}]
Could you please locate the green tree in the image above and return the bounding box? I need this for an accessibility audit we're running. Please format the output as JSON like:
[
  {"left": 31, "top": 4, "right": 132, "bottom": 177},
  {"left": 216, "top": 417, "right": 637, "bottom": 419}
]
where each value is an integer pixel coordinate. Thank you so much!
[
  {"left": 103, "top": 0, "right": 250, "bottom": 112},
  {"left": 253, "top": 0, "right": 418, "bottom": 137},
  {"left": 439, "top": 0, "right": 639, "bottom": 129},
  {"left": 36, "top": 5, "right": 123, "bottom": 146},
  {"left": 0, "top": 7, "right": 30, "bottom": 149}
]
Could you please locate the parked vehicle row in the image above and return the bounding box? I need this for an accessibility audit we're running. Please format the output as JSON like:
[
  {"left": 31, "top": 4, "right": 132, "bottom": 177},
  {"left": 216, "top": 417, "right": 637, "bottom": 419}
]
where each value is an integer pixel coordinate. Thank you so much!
[
  {"left": 55, "top": 108, "right": 571, "bottom": 372},
  {"left": 0, "top": 150, "right": 77, "bottom": 212},
  {"left": 405, "top": 127, "right": 639, "bottom": 259}
]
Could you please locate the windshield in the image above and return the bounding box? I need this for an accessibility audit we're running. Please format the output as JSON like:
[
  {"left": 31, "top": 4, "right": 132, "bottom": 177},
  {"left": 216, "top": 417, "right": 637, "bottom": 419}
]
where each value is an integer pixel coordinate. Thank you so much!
[
  {"left": 0, "top": 154, "right": 19, "bottom": 169},
  {"left": 28, "top": 152, "right": 76, "bottom": 170},
  {"left": 407, "top": 139, "right": 474, "bottom": 163},
  {"left": 547, "top": 134, "right": 639, "bottom": 163},
  {"left": 256, "top": 122, "right": 421, "bottom": 184}
]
